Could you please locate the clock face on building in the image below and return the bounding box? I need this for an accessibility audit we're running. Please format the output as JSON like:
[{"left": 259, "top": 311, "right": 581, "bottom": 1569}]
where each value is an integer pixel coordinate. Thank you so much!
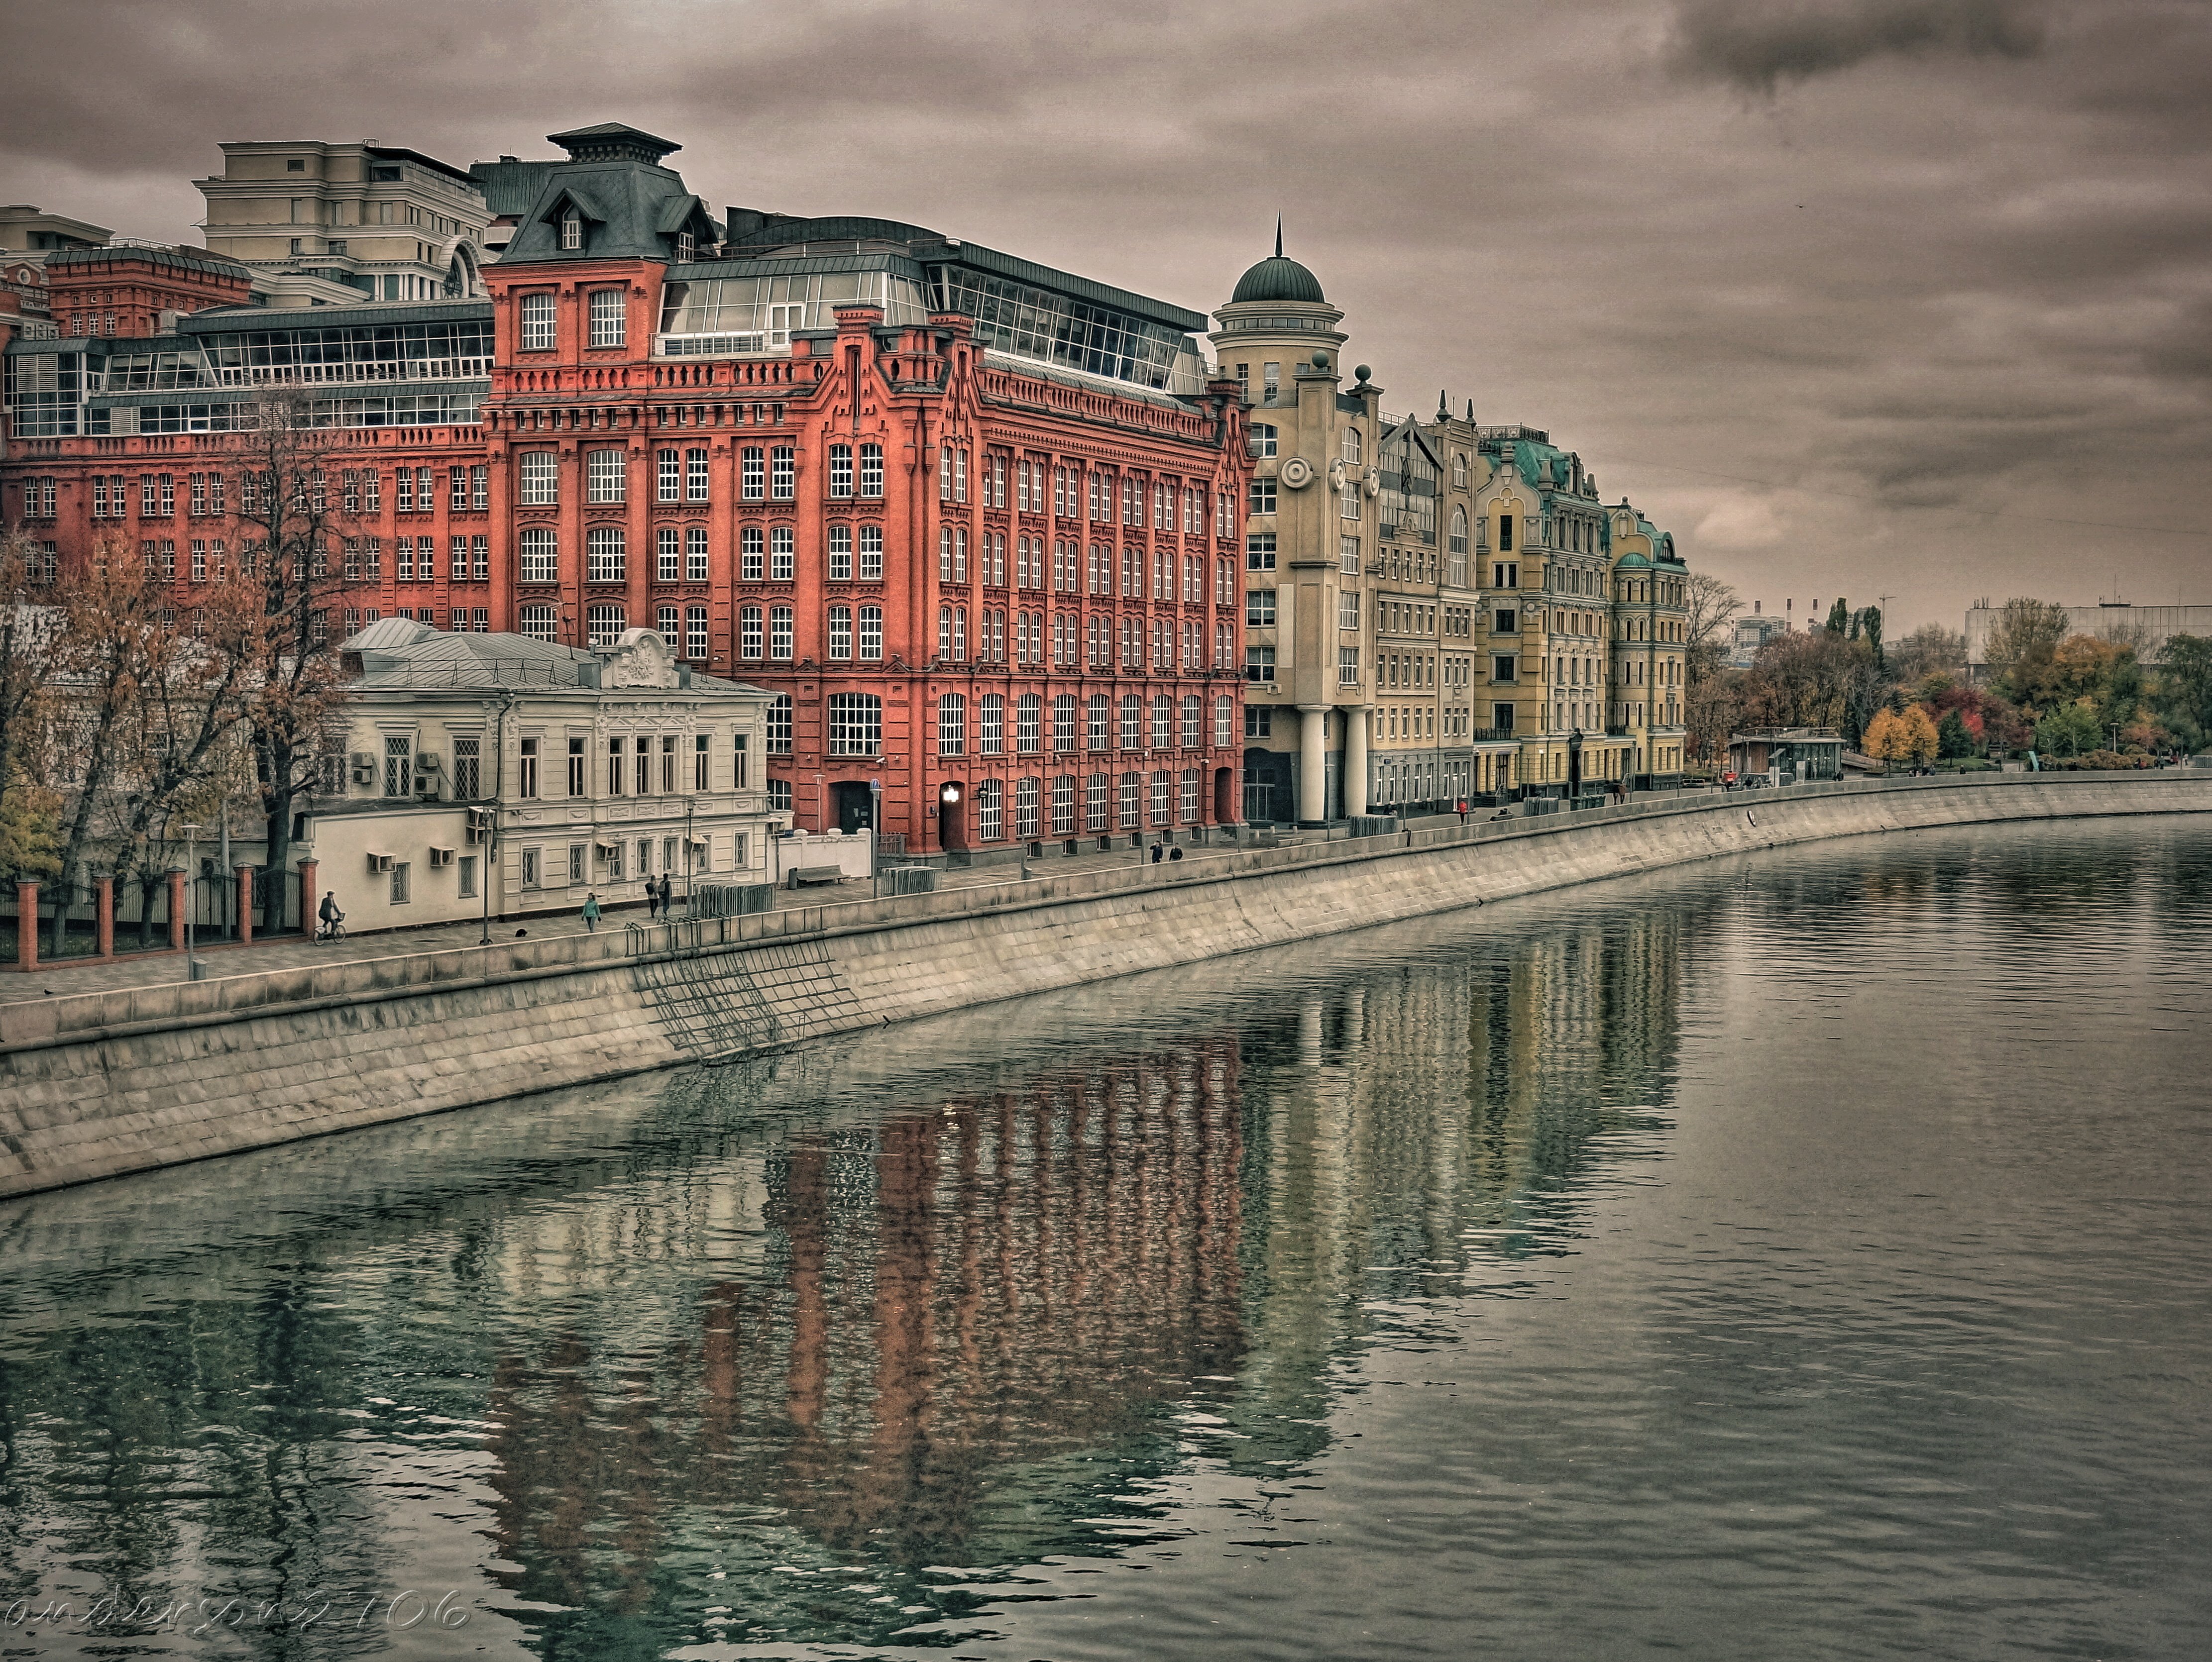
[{"left": 1280, "top": 456, "right": 1314, "bottom": 489}]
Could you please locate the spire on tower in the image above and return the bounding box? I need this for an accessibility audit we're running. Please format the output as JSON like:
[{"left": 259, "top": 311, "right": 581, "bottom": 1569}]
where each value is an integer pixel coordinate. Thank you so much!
[{"left": 1274, "top": 215, "right": 1283, "bottom": 259}]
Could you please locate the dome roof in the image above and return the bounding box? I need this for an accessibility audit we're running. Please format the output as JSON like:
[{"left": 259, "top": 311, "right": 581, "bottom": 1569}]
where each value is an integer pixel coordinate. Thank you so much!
[{"left": 1231, "top": 253, "right": 1327, "bottom": 306}]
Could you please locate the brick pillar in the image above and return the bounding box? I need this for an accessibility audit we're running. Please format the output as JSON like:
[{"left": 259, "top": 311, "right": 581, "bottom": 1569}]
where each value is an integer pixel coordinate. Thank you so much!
[
  {"left": 95, "top": 877, "right": 113, "bottom": 957},
  {"left": 15, "top": 882, "right": 36, "bottom": 971},
  {"left": 236, "top": 865, "right": 254, "bottom": 946},
  {"left": 168, "top": 868, "right": 186, "bottom": 949},
  {"left": 297, "top": 857, "right": 318, "bottom": 938}
]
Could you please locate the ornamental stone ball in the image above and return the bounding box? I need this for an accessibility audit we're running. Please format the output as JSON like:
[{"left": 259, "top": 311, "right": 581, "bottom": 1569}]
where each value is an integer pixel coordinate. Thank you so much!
[
  {"left": 1355, "top": 364, "right": 1371, "bottom": 382},
  {"left": 1312, "top": 350, "right": 1329, "bottom": 369}
]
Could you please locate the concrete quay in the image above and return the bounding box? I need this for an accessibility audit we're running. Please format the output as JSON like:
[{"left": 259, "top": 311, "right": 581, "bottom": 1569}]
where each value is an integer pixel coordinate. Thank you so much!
[{"left": 2, "top": 771, "right": 2206, "bottom": 1201}]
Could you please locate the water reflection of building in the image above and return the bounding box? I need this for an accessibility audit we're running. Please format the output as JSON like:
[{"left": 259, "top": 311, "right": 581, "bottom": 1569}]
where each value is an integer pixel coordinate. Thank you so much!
[{"left": 481, "top": 1036, "right": 1245, "bottom": 1613}]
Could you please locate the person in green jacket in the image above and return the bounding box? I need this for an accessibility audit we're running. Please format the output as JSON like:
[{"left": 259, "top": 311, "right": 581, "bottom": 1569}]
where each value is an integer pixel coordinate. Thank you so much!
[{"left": 581, "top": 893, "right": 601, "bottom": 931}]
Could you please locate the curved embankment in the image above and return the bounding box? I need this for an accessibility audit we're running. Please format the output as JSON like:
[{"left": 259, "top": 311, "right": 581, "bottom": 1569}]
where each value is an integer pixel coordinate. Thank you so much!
[{"left": 1, "top": 771, "right": 2205, "bottom": 1200}]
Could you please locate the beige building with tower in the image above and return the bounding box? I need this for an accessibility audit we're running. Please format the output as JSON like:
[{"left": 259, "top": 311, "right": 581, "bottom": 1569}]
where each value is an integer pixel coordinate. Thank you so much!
[
  {"left": 1217, "top": 242, "right": 1689, "bottom": 821},
  {"left": 196, "top": 141, "right": 492, "bottom": 307}
]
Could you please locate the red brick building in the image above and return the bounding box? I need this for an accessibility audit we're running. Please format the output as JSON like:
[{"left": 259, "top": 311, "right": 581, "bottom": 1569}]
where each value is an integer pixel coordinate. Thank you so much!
[{"left": 1, "top": 124, "right": 1250, "bottom": 854}]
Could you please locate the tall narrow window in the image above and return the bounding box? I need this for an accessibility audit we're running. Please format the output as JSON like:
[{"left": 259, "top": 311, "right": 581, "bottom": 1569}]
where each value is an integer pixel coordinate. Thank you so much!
[
  {"left": 520, "top": 293, "right": 555, "bottom": 351},
  {"left": 588, "top": 289, "right": 625, "bottom": 347},
  {"left": 859, "top": 443, "right": 883, "bottom": 498},
  {"left": 586, "top": 450, "right": 626, "bottom": 505},
  {"left": 685, "top": 447, "right": 709, "bottom": 503},
  {"left": 685, "top": 526, "right": 708, "bottom": 583},
  {"left": 560, "top": 211, "right": 582, "bottom": 252},
  {"left": 828, "top": 444, "right": 853, "bottom": 498}
]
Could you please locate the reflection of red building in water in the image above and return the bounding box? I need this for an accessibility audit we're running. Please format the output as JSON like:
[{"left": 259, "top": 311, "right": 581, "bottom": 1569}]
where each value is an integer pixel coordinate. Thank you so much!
[
  {"left": 1, "top": 123, "right": 1251, "bottom": 853},
  {"left": 481, "top": 1037, "right": 1244, "bottom": 1609}
]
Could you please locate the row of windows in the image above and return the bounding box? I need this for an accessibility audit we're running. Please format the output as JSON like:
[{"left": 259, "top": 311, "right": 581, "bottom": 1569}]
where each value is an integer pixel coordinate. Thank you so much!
[
  {"left": 933, "top": 771, "right": 1209, "bottom": 840},
  {"left": 338, "top": 535, "right": 491, "bottom": 584},
  {"left": 518, "top": 289, "right": 632, "bottom": 353},
  {"left": 940, "top": 449, "right": 1234, "bottom": 537},
  {"left": 939, "top": 530, "right": 1234, "bottom": 604},
  {"left": 378, "top": 728, "right": 752, "bottom": 801},
  {"left": 935, "top": 692, "right": 1234, "bottom": 757},
  {"left": 515, "top": 444, "right": 883, "bottom": 507}
]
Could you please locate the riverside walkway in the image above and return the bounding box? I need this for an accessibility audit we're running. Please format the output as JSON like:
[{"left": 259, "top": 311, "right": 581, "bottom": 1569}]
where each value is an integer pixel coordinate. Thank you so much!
[{"left": 0, "top": 823, "right": 1356, "bottom": 1005}]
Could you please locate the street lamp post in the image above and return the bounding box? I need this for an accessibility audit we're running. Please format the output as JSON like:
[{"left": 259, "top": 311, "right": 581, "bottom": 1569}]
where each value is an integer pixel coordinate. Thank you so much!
[{"left": 181, "top": 823, "right": 200, "bottom": 974}]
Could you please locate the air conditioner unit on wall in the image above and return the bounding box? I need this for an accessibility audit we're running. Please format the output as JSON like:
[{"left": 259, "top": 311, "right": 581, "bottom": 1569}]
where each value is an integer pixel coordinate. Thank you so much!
[
  {"left": 368, "top": 852, "right": 394, "bottom": 873},
  {"left": 350, "top": 751, "right": 376, "bottom": 785},
  {"left": 427, "top": 846, "right": 455, "bottom": 868}
]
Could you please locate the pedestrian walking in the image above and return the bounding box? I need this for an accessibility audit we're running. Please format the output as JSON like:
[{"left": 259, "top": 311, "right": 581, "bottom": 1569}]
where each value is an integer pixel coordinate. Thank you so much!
[
  {"left": 660, "top": 873, "right": 675, "bottom": 915},
  {"left": 581, "top": 893, "right": 601, "bottom": 932},
  {"left": 1456, "top": 799, "right": 1469, "bottom": 824},
  {"left": 646, "top": 879, "right": 661, "bottom": 921}
]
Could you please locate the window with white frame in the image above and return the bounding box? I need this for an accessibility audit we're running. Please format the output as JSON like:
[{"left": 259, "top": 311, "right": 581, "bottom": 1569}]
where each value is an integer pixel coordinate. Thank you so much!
[
  {"left": 685, "top": 447, "right": 709, "bottom": 502},
  {"left": 521, "top": 604, "right": 556, "bottom": 641},
  {"left": 559, "top": 211, "right": 582, "bottom": 252},
  {"left": 520, "top": 293, "right": 555, "bottom": 351},
  {"left": 770, "top": 606, "right": 793, "bottom": 659},
  {"left": 1246, "top": 533, "right": 1276, "bottom": 572},
  {"left": 1087, "top": 773, "right": 1109, "bottom": 831},
  {"left": 587, "top": 604, "right": 626, "bottom": 647},
  {"left": 858, "top": 604, "right": 883, "bottom": 659},
  {"left": 1247, "top": 589, "right": 1276, "bottom": 626},
  {"left": 520, "top": 451, "right": 557, "bottom": 505},
  {"left": 938, "top": 693, "right": 965, "bottom": 755},
  {"left": 657, "top": 603, "right": 680, "bottom": 648},
  {"left": 1120, "top": 772, "right": 1142, "bottom": 828},
  {"left": 770, "top": 446, "right": 795, "bottom": 500},
  {"left": 586, "top": 526, "right": 625, "bottom": 583},
  {"left": 741, "top": 526, "right": 764, "bottom": 582},
  {"left": 1181, "top": 696, "right": 1201, "bottom": 748},
  {"left": 979, "top": 693, "right": 1004, "bottom": 755},
  {"left": 859, "top": 443, "right": 883, "bottom": 498},
  {"left": 827, "top": 604, "right": 852, "bottom": 659},
  {"left": 1215, "top": 695, "right": 1234, "bottom": 748},
  {"left": 859, "top": 524, "right": 884, "bottom": 580},
  {"left": 976, "top": 779, "right": 1003, "bottom": 842},
  {"left": 740, "top": 605, "right": 763, "bottom": 658},
  {"left": 685, "top": 525, "right": 708, "bottom": 582},
  {"left": 1015, "top": 777, "right": 1040, "bottom": 839},
  {"left": 828, "top": 692, "right": 882, "bottom": 756},
  {"left": 828, "top": 443, "right": 853, "bottom": 498},
  {"left": 657, "top": 526, "right": 681, "bottom": 582},
  {"left": 685, "top": 605, "right": 707, "bottom": 660},
  {"left": 519, "top": 527, "right": 557, "bottom": 584},
  {"left": 770, "top": 526, "right": 794, "bottom": 581},
  {"left": 767, "top": 694, "right": 793, "bottom": 754},
  {"left": 586, "top": 450, "right": 626, "bottom": 504},
  {"left": 588, "top": 289, "right": 625, "bottom": 348},
  {"left": 827, "top": 524, "right": 852, "bottom": 581},
  {"left": 1053, "top": 774, "right": 1076, "bottom": 834},
  {"left": 1017, "top": 693, "right": 1041, "bottom": 753},
  {"left": 1180, "top": 768, "right": 1200, "bottom": 824},
  {"left": 658, "top": 449, "right": 681, "bottom": 503},
  {"left": 741, "top": 448, "right": 765, "bottom": 500}
]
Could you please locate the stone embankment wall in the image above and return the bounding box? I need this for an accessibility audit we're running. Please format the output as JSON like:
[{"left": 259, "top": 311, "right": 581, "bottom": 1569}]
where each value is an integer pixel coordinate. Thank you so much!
[{"left": 3, "top": 773, "right": 2206, "bottom": 1200}]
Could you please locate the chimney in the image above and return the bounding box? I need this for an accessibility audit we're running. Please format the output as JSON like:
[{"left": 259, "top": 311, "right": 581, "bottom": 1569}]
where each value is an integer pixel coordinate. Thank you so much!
[{"left": 1754, "top": 599, "right": 1761, "bottom": 615}]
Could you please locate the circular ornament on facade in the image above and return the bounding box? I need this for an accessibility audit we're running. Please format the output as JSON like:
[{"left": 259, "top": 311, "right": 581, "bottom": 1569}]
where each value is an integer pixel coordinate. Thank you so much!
[
  {"left": 1280, "top": 456, "right": 1315, "bottom": 490},
  {"left": 1328, "top": 460, "right": 1347, "bottom": 492},
  {"left": 1362, "top": 467, "right": 1381, "bottom": 498}
]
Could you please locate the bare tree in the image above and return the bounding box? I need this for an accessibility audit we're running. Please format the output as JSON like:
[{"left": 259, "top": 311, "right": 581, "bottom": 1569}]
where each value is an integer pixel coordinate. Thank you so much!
[
  {"left": 1888, "top": 622, "right": 1968, "bottom": 687},
  {"left": 0, "top": 529, "right": 63, "bottom": 798},
  {"left": 1684, "top": 571, "right": 1742, "bottom": 680},
  {"left": 231, "top": 386, "right": 358, "bottom": 877}
]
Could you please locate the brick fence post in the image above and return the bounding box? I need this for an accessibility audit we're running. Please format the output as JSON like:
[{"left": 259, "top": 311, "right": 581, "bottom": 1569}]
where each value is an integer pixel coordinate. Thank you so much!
[
  {"left": 236, "top": 864, "right": 254, "bottom": 946},
  {"left": 15, "top": 881, "right": 36, "bottom": 971},
  {"left": 297, "top": 857, "right": 318, "bottom": 939},
  {"left": 168, "top": 868, "right": 186, "bottom": 950},
  {"left": 95, "top": 877, "right": 113, "bottom": 958}
]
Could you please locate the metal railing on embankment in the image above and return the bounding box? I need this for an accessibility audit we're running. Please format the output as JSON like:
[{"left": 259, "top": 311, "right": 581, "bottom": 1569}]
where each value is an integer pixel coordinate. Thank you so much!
[{"left": 5, "top": 771, "right": 2207, "bottom": 1055}]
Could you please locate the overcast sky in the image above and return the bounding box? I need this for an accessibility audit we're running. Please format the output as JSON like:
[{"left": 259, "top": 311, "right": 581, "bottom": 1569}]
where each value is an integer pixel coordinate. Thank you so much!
[{"left": 7, "top": 0, "right": 2208, "bottom": 631}]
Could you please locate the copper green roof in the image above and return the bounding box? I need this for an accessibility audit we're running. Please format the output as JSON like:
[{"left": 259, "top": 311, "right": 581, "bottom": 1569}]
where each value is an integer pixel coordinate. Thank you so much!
[{"left": 1230, "top": 255, "right": 1325, "bottom": 305}]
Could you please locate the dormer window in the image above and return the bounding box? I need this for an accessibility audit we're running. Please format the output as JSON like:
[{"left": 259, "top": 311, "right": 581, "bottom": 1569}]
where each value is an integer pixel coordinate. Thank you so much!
[
  {"left": 560, "top": 211, "right": 582, "bottom": 252},
  {"left": 675, "top": 231, "right": 694, "bottom": 263}
]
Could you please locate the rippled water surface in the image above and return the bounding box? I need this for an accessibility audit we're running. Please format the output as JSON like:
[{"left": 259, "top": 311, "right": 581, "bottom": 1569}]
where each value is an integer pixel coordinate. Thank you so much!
[{"left": 3, "top": 819, "right": 2211, "bottom": 1661}]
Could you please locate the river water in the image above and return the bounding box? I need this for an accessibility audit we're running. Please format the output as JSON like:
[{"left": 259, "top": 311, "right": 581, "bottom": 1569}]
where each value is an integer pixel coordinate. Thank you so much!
[{"left": 2, "top": 818, "right": 2209, "bottom": 1661}]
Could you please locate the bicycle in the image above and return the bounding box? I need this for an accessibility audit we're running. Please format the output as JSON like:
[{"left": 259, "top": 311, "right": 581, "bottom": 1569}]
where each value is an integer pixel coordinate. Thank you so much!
[{"left": 316, "top": 917, "right": 347, "bottom": 943}]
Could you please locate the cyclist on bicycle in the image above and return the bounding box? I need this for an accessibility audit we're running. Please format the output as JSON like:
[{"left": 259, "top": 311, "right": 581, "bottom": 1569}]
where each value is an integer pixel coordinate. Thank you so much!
[{"left": 318, "top": 890, "right": 345, "bottom": 941}]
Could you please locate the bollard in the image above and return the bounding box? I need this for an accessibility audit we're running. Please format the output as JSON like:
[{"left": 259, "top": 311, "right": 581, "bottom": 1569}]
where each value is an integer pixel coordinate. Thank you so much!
[
  {"left": 167, "top": 869, "right": 185, "bottom": 950},
  {"left": 95, "top": 877, "right": 113, "bottom": 958},
  {"left": 236, "top": 865, "right": 254, "bottom": 946},
  {"left": 15, "top": 880, "right": 36, "bottom": 971},
  {"left": 297, "top": 857, "right": 318, "bottom": 939}
]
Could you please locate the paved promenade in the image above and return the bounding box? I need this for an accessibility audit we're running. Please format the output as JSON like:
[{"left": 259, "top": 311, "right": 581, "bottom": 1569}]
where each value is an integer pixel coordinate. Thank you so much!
[{"left": 0, "top": 830, "right": 1316, "bottom": 1005}]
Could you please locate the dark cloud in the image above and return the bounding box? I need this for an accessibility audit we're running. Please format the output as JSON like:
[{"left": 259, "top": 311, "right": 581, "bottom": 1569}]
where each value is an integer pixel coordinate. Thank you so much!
[
  {"left": 1666, "top": 0, "right": 2045, "bottom": 92},
  {"left": 1, "top": 0, "right": 2206, "bottom": 630}
]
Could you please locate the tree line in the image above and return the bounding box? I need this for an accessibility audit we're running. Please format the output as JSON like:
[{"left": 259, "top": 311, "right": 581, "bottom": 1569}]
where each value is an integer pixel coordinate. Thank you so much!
[
  {"left": 0, "top": 390, "right": 353, "bottom": 953},
  {"left": 1679, "top": 584, "right": 2212, "bottom": 773}
]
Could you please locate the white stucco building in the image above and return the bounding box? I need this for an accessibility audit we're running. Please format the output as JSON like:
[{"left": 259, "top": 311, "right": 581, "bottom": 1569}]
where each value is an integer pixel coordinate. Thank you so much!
[{"left": 307, "top": 619, "right": 785, "bottom": 934}]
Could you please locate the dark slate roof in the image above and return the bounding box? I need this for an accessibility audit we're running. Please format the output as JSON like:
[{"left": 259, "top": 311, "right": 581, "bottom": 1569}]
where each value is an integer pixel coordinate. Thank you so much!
[
  {"left": 468, "top": 157, "right": 558, "bottom": 218},
  {"left": 44, "top": 243, "right": 252, "bottom": 281},
  {"left": 178, "top": 298, "right": 492, "bottom": 333},
  {"left": 547, "top": 122, "right": 681, "bottom": 162},
  {"left": 1230, "top": 254, "right": 1326, "bottom": 306},
  {"left": 498, "top": 156, "right": 716, "bottom": 265}
]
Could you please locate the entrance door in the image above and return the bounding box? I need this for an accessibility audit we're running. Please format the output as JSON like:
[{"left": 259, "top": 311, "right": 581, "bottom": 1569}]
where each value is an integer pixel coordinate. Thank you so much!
[{"left": 833, "top": 781, "right": 874, "bottom": 834}]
